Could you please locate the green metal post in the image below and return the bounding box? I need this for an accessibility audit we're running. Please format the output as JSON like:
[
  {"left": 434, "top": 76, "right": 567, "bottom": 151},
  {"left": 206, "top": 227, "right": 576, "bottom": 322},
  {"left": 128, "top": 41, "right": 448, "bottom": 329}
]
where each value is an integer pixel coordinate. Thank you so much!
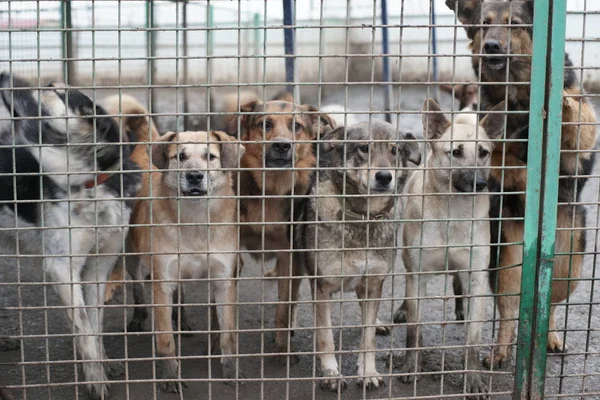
[
  {"left": 514, "top": 0, "right": 568, "bottom": 398},
  {"left": 146, "top": 0, "right": 156, "bottom": 114},
  {"left": 253, "top": 13, "right": 261, "bottom": 84},
  {"left": 60, "top": 1, "right": 75, "bottom": 84}
]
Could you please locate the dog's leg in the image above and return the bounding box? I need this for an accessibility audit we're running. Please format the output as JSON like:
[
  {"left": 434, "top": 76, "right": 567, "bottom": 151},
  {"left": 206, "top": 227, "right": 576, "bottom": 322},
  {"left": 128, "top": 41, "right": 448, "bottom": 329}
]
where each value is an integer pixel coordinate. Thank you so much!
[
  {"left": 392, "top": 300, "right": 407, "bottom": 324},
  {"left": 127, "top": 259, "right": 148, "bottom": 332},
  {"left": 46, "top": 251, "right": 109, "bottom": 400},
  {"left": 212, "top": 274, "right": 245, "bottom": 384},
  {"left": 458, "top": 259, "right": 489, "bottom": 399},
  {"left": 104, "top": 261, "right": 125, "bottom": 304},
  {"left": 273, "top": 251, "right": 299, "bottom": 365},
  {"left": 547, "top": 305, "right": 567, "bottom": 353},
  {"left": 398, "top": 270, "right": 426, "bottom": 383},
  {"left": 453, "top": 273, "right": 465, "bottom": 321},
  {"left": 356, "top": 278, "right": 385, "bottom": 390},
  {"left": 312, "top": 279, "right": 347, "bottom": 392},
  {"left": 153, "top": 273, "right": 185, "bottom": 393}
]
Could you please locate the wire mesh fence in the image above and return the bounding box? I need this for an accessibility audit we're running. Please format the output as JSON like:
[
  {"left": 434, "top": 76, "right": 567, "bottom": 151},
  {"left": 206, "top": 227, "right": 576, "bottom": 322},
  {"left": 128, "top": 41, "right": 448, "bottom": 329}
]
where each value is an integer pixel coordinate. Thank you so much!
[{"left": 0, "top": 1, "right": 598, "bottom": 399}]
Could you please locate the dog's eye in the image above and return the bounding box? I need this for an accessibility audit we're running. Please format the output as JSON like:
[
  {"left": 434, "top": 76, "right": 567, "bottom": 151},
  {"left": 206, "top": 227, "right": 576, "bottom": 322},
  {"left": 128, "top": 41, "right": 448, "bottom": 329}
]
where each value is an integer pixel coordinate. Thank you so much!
[
  {"left": 451, "top": 148, "right": 462, "bottom": 158},
  {"left": 359, "top": 144, "right": 369, "bottom": 153},
  {"left": 390, "top": 146, "right": 397, "bottom": 155},
  {"left": 178, "top": 152, "right": 187, "bottom": 162},
  {"left": 260, "top": 120, "right": 273, "bottom": 131},
  {"left": 479, "top": 147, "right": 490, "bottom": 158},
  {"left": 293, "top": 122, "right": 303, "bottom": 132},
  {"left": 511, "top": 18, "right": 522, "bottom": 26},
  {"left": 483, "top": 19, "right": 491, "bottom": 25},
  {"left": 208, "top": 153, "right": 217, "bottom": 161}
]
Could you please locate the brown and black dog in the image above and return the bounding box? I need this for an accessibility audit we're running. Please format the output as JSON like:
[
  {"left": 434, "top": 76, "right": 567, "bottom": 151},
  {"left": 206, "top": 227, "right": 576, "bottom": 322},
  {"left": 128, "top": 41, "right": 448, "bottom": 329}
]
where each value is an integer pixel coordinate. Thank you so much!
[
  {"left": 447, "top": 0, "right": 597, "bottom": 367},
  {"left": 230, "top": 97, "right": 334, "bottom": 363}
]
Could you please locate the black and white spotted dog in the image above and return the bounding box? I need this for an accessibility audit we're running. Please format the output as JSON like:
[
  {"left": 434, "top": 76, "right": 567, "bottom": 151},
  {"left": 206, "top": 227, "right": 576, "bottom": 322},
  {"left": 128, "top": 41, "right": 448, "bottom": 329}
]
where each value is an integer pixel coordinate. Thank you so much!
[{"left": 0, "top": 73, "right": 140, "bottom": 399}]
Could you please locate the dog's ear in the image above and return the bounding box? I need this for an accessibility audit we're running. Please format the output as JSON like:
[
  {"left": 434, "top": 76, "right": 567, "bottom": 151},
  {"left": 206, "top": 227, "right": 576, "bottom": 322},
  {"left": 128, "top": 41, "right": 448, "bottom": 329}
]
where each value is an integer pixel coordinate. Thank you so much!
[
  {"left": 0, "top": 72, "right": 40, "bottom": 119},
  {"left": 227, "top": 99, "right": 262, "bottom": 137},
  {"left": 422, "top": 98, "right": 449, "bottom": 140},
  {"left": 480, "top": 101, "right": 506, "bottom": 140},
  {"left": 320, "top": 125, "right": 346, "bottom": 153},
  {"left": 211, "top": 130, "right": 245, "bottom": 169},
  {"left": 150, "top": 131, "right": 177, "bottom": 170},
  {"left": 440, "top": 84, "right": 465, "bottom": 102},
  {"left": 302, "top": 105, "right": 337, "bottom": 139},
  {"left": 400, "top": 133, "right": 422, "bottom": 166},
  {"left": 445, "top": 0, "right": 480, "bottom": 25}
]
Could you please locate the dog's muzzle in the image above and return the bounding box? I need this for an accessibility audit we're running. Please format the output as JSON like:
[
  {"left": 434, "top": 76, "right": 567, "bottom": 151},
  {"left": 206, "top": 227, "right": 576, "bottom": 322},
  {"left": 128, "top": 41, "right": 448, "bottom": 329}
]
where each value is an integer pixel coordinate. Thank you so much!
[
  {"left": 452, "top": 170, "right": 488, "bottom": 193},
  {"left": 265, "top": 138, "right": 293, "bottom": 168},
  {"left": 483, "top": 40, "right": 508, "bottom": 70},
  {"left": 183, "top": 171, "right": 207, "bottom": 196}
]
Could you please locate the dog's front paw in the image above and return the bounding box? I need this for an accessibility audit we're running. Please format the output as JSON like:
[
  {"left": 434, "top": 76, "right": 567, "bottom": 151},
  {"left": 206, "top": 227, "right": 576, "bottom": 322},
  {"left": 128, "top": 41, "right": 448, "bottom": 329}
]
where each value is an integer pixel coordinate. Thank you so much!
[
  {"left": 358, "top": 374, "right": 384, "bottom": 391},
  {"left": 397, "top": 357, "right": 421, "bottom": 384},
  {"left": 87, "top": 382, "right": 110, "bottom": 400},
  {"left": 222, "top": 360, "right": 246, "bottom": 386},
  {"left": 465, "top": 373, "right": 490, "bottom": 400},
  {"left": 320, "top": 369, "right": 347, "bottom": 392},
  {"left": 159, "top": 359, "right": 186, "bottom": 393},
  {"left": 392, "top": 304, "right": 407, "bottom": 324},
  {"left": 483, "top": 351, "right": 509, "bottom": 369},
  {"left": 105, "top": 361, "right": 125, "bottom": 378},
  {"left": 547, "top": 333, "right": 568, "bottom": 353}
]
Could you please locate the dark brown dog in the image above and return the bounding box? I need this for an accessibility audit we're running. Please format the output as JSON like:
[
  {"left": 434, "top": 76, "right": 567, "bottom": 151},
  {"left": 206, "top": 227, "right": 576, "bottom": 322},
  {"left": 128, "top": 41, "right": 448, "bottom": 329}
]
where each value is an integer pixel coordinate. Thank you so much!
[
  {"left": 232, "top": 99, "right": 334, "bottom": 363},
  {"left": 447, "top": 0, "right": 598, "bottom": 367}
]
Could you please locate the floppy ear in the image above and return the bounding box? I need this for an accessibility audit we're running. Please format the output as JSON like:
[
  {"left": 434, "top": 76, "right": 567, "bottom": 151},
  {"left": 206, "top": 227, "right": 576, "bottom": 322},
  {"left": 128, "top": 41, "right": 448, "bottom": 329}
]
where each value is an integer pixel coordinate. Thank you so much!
[
  {"left": 422, "top": 98, "right": 449, "bottom": 140},
  {"left": 400, "top": 133, "right": 422, "bottom": 166},
  {"left": 302, "top": 105, "right": 337, "bottom": 139},
  {"left": 227, "top": 99, "right": 262, "bottom": 137},
  {"left": 320, "top": 126, "right": 346, "bottom": 153},
  {"left": 445, "top": 0, "right": 480, "bottom": 25},
  {"left": 440, "top": 84, "right": 465, "bottom": 102},
  {"left": 211, "top": 130, "right": 246, "bottom": 169},
  {"left": 150, "top": 131, "right": 177, "bottom": 170},
  {"left": 479, "top": 101, "right": 506, "bottom": 140}
]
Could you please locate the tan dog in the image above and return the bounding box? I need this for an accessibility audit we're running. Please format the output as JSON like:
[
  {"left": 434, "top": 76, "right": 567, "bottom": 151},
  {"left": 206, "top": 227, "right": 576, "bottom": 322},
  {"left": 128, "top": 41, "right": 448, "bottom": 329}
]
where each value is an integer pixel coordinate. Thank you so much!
[
  {"left": 101, "top": 94, "right": 161, "bottom": 304},
  {"left": 232, "top": 99, "right": 334, "bottom": 363},
  {"left": 129, "top": 130, "right": 245, "bottom": 392},
  {"left": 395, "top": 99, "right": 505, "bottom": 398}
]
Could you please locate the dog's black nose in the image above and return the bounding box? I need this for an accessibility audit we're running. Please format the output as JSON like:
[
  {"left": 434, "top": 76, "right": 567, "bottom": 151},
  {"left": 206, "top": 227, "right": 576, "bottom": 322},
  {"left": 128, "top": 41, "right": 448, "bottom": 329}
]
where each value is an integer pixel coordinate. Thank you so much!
[
  {"left": 375, "top": 171, "right": 393, "bottom": 186},
  {"left": 484, "top": 40, "right": 502, "bottom": 54},
  {"left": 186, "top": 171, "right": 204, "bottom": 184},
  {"left": 271, "top": 141, "right": 292, "bottom": 154},
  {"left": 475, "top": 179, "right": 487, "bottom": 192}
]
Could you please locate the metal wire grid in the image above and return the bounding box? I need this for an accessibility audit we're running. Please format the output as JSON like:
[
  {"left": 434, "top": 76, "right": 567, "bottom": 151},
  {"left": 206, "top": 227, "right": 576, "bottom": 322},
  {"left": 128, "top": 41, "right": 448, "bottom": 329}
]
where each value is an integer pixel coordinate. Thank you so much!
[{"left": 0, "top": 1, "right": 597, "bottom": 399}]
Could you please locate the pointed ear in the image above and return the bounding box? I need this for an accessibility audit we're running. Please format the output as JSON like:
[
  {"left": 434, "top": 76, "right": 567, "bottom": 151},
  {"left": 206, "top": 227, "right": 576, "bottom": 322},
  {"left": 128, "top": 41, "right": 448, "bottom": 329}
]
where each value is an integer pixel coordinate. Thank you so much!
[
  {"left": 211, "top": 130, "right": 245, "bottom": 169},
  {"left": 422, "top": 98, "right": 449, "bottom": 140},
  {"left": 227, "top": 99, "right": 262, "bottom": 137},
  {"left": 445, "top": 0, "right": 480, "bottom": 25},
  {"left": 400, "top": 133, "right": 422, "bottom": 165},
  {"left": 150, "top": 131, "right": 177, "bottom": 170},
  {"left": 302, "top": 105, "right": 337, "bottom": 139},
  {"left": 479, "top": 101, "right": 506, "bottom": 140},
  {"left": 320, "top": 126, "right": 346, "bottom": 153}
]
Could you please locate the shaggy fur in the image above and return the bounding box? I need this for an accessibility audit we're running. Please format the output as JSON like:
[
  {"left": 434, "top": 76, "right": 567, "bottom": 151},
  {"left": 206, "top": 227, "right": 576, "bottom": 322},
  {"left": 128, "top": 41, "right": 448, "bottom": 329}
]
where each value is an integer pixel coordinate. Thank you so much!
[
  {"left": 0, "top": 73, "right": 141, "bottom": 399},
  {"left": 296, "top": 120, "right": 420, "bottom": 391},
  {"left": 447, "top": 0, "right": 598, "bottom": 367}
]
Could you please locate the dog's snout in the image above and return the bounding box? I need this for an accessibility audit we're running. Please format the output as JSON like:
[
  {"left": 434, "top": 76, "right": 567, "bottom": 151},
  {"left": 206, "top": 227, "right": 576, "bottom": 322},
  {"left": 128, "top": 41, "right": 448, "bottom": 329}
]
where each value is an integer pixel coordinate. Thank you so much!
[
  {"left": 375, "top": 171, "right": 393, "bottom": 186},
  {"left": 186, "top": 171, "right": 204, "bottom": 184},
  {"left": 272, "top": 141, "right": 292, "bottom": 154},
  {"left": 475, "top": 178, "right": 487, "bottom": 192},
  {"left": 484, "top": 40, "right": 502, "bottom": 54}
]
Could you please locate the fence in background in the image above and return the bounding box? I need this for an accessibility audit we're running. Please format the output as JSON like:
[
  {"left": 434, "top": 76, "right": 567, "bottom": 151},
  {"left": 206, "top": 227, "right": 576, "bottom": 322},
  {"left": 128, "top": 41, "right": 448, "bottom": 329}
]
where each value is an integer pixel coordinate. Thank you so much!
[{"left": 0, "top": 1, "right": 598, "bottom": 399}]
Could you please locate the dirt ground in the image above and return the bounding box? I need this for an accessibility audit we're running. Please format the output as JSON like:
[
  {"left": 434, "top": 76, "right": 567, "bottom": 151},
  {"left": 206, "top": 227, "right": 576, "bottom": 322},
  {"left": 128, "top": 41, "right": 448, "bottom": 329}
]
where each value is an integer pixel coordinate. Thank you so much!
[{"left": 0, "top": 86, "right": 599, "bottom": 400}]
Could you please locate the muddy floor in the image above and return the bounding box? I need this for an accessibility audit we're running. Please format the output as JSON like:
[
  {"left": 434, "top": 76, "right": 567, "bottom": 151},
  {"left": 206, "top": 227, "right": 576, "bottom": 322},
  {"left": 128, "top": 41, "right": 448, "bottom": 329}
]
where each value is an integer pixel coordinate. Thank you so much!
[{"left": 0, "top": 86, "right": 599, "bottom": 400}]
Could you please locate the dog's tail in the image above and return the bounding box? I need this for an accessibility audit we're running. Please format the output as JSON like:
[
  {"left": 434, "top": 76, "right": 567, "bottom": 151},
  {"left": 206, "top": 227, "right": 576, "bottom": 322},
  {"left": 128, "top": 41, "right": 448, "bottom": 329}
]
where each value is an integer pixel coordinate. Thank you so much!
[{"left": 102, "top": 94, "right": 160, "bottom": 143}]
